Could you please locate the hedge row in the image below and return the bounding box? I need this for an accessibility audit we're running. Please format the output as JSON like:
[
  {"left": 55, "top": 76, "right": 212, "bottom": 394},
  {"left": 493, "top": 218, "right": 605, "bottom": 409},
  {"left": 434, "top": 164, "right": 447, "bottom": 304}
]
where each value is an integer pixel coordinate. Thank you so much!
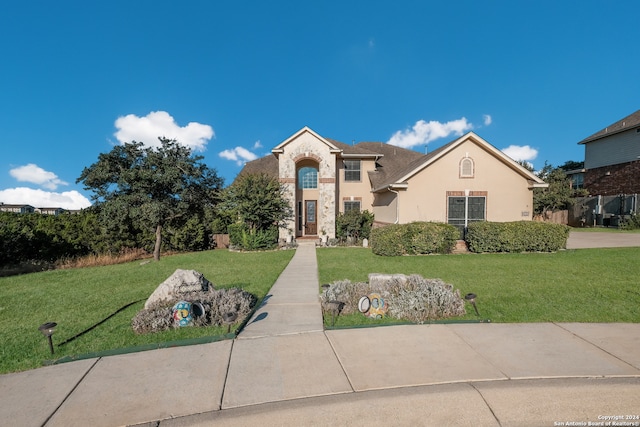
[
  {"left": 228, "top": 223, "right": 278, "bottom": 250},
  {"left": 370, "top": 222, "right": 459, "bottom": 256},
  {"left": 466, "top": 221, "right": 570, "bottom": 253}
]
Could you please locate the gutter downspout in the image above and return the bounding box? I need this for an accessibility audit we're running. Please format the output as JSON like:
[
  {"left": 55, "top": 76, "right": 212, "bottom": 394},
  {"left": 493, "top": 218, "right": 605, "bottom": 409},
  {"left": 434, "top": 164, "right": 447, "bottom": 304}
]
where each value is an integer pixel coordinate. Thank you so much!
[{"left": 389, "top": 187, "right": 399, "bottom": 224}]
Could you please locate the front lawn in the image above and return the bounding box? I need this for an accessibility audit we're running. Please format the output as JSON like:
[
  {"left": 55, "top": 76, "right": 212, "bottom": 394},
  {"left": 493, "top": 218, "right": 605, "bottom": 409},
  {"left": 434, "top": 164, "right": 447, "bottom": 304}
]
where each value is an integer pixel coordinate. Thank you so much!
[
  {"left": 317, "top": 247, "right": 640, "bottom": 326},
  {"left": 0, "top": 249, "right": 293, "bottom": 374}
]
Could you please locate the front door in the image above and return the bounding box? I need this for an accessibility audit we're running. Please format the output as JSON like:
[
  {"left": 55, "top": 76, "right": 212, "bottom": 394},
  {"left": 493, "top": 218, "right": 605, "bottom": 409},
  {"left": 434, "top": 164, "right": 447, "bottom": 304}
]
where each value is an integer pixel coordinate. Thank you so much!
[{"left": 304, "top": 200, "right": 317, "bottom": 235}]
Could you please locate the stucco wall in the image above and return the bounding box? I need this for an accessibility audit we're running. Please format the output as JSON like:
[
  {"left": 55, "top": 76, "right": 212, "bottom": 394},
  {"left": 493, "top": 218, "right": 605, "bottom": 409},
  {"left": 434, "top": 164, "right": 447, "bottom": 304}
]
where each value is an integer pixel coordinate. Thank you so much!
[
  {"left": 397, "top": 140, "right": 534, "bottom": 223},
  {"left": 337, "top": 158, "right": 376, "bottom": 213}
]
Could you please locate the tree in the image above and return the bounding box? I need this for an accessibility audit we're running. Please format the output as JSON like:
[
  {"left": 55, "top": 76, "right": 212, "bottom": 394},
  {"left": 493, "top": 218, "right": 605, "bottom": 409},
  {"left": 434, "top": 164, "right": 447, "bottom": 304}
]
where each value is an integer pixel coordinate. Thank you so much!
[
  {"left": 533, "top": 162, "right": 586, "bottom": 215},
  {"left": 77, "top": 138, "right": 223, "bottom": 260},
  {"left": 220, "top": 173, "right": 292, "bottom": 249}
]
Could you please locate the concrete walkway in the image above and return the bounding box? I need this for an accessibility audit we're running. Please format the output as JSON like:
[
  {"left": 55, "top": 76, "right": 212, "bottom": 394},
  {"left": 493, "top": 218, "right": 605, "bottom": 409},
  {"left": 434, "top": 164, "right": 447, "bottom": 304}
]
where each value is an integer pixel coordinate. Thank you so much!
[{"left": 1, "top": 239, "right": 639, "bottom": 426}]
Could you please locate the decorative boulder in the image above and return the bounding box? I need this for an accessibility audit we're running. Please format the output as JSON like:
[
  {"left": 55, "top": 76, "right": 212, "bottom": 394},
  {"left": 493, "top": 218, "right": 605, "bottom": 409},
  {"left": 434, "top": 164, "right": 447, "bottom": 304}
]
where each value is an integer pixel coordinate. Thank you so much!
[{"left": 144, "top": 269, "right": 214, "bottom": 309}]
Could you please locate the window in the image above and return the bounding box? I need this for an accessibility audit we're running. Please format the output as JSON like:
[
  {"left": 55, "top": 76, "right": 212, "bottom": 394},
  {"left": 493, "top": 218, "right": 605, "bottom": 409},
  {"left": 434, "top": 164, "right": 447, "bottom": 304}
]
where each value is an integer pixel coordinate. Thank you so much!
[
  {"left": 298, "top": 167, "right": 318, "bottom": 189},
  {"left": 460, "top": 158, "right": 474, "bottom": 178},
  {"left": 570, "top": 173, "right": 584, "bottom": 190},
  {"left": 447, "top": 195, "right": 485, "bottom": 237},
  {"left": 344, "top": 200, "right": 361, "bottom": 212},
  {"left": 344, "top": 160, "right": 361, "bottom": 181}
]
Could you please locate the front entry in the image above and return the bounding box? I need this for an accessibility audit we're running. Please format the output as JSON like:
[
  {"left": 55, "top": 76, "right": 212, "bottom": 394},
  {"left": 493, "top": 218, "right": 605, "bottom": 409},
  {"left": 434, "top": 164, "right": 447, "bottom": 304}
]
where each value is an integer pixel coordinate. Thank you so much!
[{"left": 304, "top": 200, "right": 317, "bottom": 235}]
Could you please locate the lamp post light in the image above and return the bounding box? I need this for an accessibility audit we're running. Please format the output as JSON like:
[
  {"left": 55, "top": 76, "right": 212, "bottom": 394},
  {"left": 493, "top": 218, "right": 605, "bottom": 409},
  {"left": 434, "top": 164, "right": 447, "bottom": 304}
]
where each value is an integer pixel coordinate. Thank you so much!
[
  {"left": 464, "top": 293, "right": 480, "bottom": 317},
  {"left": 325, "top": 300, "right": 345, "bottom": 327},
  {"left": 38, "top": 322, "right": 57, "bottom": 355},
  {"left": 223, "top": 312, "right": 238, "bottom": 334}
]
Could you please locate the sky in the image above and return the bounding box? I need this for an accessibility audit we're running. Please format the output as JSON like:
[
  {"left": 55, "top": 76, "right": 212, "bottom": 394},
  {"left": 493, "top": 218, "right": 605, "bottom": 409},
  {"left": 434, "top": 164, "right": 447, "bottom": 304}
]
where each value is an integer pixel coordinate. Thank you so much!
[{"left": 1, "top": 1, "right": 639, "bottom": 210}]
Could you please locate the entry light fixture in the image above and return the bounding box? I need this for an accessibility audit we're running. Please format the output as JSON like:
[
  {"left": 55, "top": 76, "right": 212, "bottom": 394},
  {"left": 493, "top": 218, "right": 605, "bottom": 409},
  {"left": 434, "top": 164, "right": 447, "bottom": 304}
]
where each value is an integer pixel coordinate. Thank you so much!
[{"left": 38, "top": 322, "right": 57, "bottom": 355}]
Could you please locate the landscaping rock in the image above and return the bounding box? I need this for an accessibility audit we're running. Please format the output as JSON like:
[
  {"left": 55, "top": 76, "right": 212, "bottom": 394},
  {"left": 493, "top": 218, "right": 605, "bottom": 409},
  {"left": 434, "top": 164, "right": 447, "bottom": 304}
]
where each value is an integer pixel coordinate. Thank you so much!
[
  {"left": 368, "top": 273, "right": 407, "bottom": 287},
  {"left": 144, "top": 269, "right": 214, "bottom": 309}
]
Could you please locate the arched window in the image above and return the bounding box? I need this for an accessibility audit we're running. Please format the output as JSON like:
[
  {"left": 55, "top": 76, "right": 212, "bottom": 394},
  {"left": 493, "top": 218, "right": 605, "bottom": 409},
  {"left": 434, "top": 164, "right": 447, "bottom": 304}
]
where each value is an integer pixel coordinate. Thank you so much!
[
  {"left": 298, "top": 167, "right": 318, "bottom": 189},
  {"left": 460, "top": 158, "right": 474, "bottom": 178}
]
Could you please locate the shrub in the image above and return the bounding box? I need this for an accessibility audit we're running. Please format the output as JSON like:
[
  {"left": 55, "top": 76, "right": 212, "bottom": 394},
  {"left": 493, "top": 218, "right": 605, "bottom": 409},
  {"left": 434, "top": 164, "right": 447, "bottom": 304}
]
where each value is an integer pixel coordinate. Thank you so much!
[
  {"left": 320, "top": 274, "right": 466, "bottom": 323},
  {"left": 466, "top": 221, "right": 570, "bottom": 253},
  {"left": 228, "top": 223, "right": 278, "bottom": 250},
  {"left": 370, "top": 222, "right": 458, "bottom": 256},
  {"left": 132, "top": 287, "right": 257, "bottom": 334},
  {"left": 335, "top": 210, "right": 374, "bottom": 242},
  {"left": 619, "top": 213, "right": 640, "bottom": 230}
]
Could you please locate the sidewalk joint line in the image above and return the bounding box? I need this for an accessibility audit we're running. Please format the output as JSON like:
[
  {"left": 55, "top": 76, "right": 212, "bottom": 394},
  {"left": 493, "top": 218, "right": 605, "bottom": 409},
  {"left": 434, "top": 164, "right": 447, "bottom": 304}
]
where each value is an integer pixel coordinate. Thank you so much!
[
  {"left": 469, "top": 382, "right": 503, "bottom": 427},
  {"left": 42, "top": 357, "right": 101, "bottom": 427},
  {"left": 323, "top": 331, "right": 356, "bottom": 393},
  {"left": 218, "top": 339, "right": 235, "bottom": 411},
  {"left": 553, "top": 323, "right": 640, "bottom": 372}
]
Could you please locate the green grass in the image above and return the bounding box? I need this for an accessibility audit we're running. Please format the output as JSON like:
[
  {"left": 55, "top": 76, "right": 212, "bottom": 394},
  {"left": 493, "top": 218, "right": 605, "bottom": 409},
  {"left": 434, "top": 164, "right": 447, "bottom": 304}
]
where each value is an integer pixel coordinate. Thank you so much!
[
  {"left": 0, "top": 249, "right": 293, "bottom": 374},
  {"left": 317, "top": 247, "right": 640, "bottom": 326}
]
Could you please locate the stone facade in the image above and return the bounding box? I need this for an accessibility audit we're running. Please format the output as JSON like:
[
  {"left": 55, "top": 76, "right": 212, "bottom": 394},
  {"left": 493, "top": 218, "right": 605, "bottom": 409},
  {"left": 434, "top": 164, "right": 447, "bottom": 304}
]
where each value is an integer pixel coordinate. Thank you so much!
[{"left": 276, "top": 130, "right": 337, "bottom": 240}]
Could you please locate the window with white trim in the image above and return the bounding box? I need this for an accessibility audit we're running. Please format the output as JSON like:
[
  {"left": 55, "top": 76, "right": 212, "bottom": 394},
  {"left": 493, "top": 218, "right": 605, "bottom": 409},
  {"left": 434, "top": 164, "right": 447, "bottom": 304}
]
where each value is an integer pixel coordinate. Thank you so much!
[
  {"left": 460, "top": 158, "right": 474, "bottom": 178},
  {"left": 344, "top": 160, "right": 361, "bottom": 182}
]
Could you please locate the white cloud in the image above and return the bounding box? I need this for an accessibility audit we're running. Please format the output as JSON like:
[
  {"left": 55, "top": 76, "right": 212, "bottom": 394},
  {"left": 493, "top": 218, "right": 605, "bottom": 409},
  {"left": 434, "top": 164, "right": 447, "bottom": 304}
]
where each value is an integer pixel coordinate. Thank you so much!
[
  {"left": 0, "top": 187, "right": 91, "bottom": 210},
  {"left": 483, "top": 114, "right": 492, "bottom": 126},
  {"left": 501, "top": 145, "right": 538, "bottom": 162},
  {"left": 388, "top": 118, "right": 473, "bottom": 148},
  {"left": 114, "top": 111, "right": 214, "bottom": 151},
  {"left": 252, "top": 140, "right": 263, "bottom": 150},
  {"left": 219, "top": 147, "right": 258, "bottom": 166},
  {"left": 9, "top": 164, "right": 68, "bottom": 190}
]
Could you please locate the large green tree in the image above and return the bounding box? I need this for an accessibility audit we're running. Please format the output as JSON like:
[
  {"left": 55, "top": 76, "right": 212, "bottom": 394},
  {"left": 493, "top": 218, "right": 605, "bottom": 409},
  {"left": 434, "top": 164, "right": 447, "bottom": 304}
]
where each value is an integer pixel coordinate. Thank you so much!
[
  {"left": 533, "top": 162, "right": 586, "bottom": 215},
  {"left": 77, "top": 138, "right": 223, "bottom": 260},
  {"left": 220, "top": 173, "right": 292, "bottom": 249}
]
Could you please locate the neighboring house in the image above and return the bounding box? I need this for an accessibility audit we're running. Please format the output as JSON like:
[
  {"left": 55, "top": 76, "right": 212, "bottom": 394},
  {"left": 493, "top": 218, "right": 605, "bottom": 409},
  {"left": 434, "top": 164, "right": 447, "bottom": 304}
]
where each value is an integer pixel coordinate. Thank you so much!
[
  {"left": 578, "top": 109, "right": 640, "bottom": 195},
  {"left": 0, "top": 204, "right": 35, "bottom": 214},
  {"left": 35, "top": 207, "right": 67, "bottom": 215},
  {"left": 239, "top": 126, "right": 547, "bottom": 240}
]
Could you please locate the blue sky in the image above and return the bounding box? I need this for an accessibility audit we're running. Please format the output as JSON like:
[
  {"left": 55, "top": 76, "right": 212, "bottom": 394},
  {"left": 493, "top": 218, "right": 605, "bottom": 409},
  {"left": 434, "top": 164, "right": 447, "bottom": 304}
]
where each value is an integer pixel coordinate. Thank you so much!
[{"left": 1, "top": 1, "right": 638, "bottom": 209}]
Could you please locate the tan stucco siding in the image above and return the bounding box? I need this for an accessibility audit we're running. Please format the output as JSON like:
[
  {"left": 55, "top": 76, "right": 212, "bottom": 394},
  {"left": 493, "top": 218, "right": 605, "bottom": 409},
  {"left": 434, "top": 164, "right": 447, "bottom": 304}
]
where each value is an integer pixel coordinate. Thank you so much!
[
  {"left": 337, "top": 158, "right": 376, "bottom": 213},
  {"left": 398, "top": 140, "right": 534, "bottom": 223},
  {"left": 372, "top": 191, "right": 398, "bottom": 223}
]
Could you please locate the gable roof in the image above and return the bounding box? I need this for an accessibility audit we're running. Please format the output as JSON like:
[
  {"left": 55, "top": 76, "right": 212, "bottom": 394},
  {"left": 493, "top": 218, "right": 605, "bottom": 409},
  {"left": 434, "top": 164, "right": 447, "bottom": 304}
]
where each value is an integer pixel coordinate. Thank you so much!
[
  {"left": 235, "top": 128, "right": 546, "bottom": 190},
  {"left": 578, "top": 109, "right": 640, "bottom": 144},
  {"left": 370, "top": 132, "right": 546, "bottom": 192},
  {"left": 271, "top": 126, "right": 341, "bottom": 156}
]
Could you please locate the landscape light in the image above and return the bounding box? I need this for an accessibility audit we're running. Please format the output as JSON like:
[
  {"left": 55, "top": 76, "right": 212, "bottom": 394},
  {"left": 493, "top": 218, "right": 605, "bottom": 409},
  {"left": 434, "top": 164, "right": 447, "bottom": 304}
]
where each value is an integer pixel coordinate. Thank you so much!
[
  {"left": 223, "top": 312, "right": 238, "bottom": 334},
  {"left": 38, "top": 322, "right": 57, "bottom": 355},
  {"left": 464, "top": 293, "right": 480, "bottom": 317},
  {"left": 325, "top": 300, "right": 345, "bottom": 327}
]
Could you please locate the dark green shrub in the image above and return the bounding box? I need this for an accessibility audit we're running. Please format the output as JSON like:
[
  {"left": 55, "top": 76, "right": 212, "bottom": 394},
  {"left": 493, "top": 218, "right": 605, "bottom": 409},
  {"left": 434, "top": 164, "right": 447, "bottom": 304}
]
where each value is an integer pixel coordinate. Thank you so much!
[
  {"left": 619, "top": 213, "right": 640, "bottom": 230},
  {"left": 466, "top": 221, "right": 570, "bottom": 253},
  {"left": 370, "top": 222, "right": 458, "bottom": 256},
  {"left": 228, "top": 223, "right": 278, "bottom": 250},
  {"left": 336, "top": 209, "right": 374, "bottom": 242},
  {"left": 370, "top": 224, "right": 405, "bottom": 256}
]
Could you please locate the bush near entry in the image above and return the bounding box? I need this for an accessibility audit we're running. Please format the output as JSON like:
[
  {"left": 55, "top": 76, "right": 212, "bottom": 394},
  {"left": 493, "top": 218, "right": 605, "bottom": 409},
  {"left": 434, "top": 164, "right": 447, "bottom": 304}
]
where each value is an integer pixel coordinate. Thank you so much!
[
  {"left": 370, "top": 222, "right": 459, "bottom": 256},
  {"left": 228, "top": 223, "right": 279, "bottom": 251},
  {"left": 466, "top": 221, "right": 570, "bottom": 253}
]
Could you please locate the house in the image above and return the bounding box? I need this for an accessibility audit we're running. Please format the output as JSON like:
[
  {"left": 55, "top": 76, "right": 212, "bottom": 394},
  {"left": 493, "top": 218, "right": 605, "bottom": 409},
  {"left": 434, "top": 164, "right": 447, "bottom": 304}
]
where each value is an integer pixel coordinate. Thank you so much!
[
  {"left": 35, "top": 207, "right": 67, "bottom": 215},
  {"left": 0, "top": 204, "right": 35, "bottom": 214},
  {"left": 239, "top": 126, "right": 547, "bottom": 240},
  {"left": 578, "top": 109, "right": 640, "bottom": 195}
]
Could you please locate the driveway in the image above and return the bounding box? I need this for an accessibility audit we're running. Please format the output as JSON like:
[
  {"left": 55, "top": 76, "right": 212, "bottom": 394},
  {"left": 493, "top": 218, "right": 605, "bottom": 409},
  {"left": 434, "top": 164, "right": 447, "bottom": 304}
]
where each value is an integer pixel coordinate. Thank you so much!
[{"left": 566, "top": 231, "right": 640, "bottom": 249}]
